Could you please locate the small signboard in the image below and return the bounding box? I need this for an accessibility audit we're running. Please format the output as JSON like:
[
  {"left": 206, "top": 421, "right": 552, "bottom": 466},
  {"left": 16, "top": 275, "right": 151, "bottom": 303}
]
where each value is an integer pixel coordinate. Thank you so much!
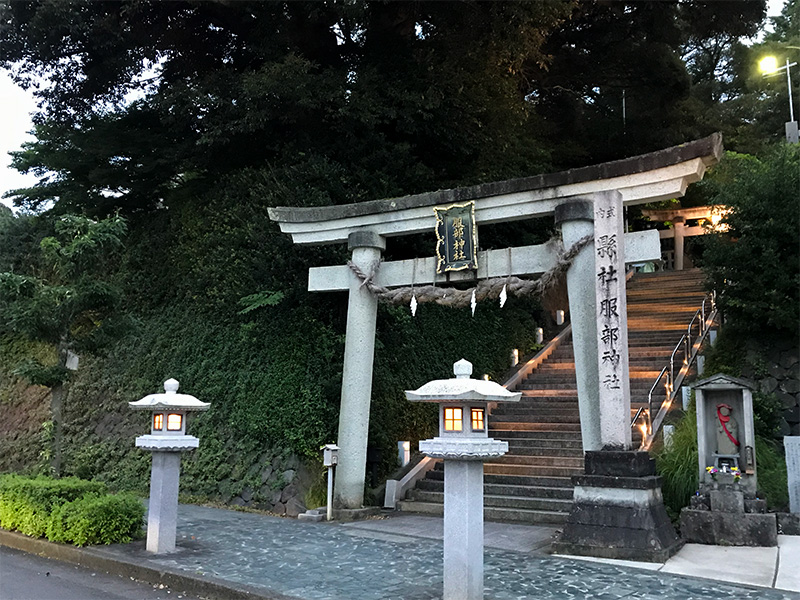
[{"left": 434, "top": 202, "right": 478, "bottom": 274}]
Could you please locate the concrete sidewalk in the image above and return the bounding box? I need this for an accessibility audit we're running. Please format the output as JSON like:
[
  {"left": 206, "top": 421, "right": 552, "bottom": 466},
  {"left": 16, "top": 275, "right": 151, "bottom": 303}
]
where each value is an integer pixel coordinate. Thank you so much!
[{"left": 1, "top": 504, "right": 798, "bottom": 600}]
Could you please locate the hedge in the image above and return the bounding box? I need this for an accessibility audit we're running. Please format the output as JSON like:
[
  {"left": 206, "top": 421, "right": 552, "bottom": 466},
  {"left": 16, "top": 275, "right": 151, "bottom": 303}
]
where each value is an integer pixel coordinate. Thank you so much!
[
  {"left": 0, "top": 474, "right": 143, "bottom": 545},
  {"left": 46, "top": 493, "right": 144, "bottom": 546}
]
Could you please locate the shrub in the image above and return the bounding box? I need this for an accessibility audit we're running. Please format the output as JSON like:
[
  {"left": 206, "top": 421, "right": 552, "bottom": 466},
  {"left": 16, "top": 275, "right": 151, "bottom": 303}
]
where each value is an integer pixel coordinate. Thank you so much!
[
  {"left": 655, "top": 407, "right": 790, "bottom": 517},
  {"left": 756, "top": 437, "right": 789, "bottom": 511},
  {"left": 0, "top": 474, "right": 105, "bottom": 537},
  {"left": 46, "top": 493, "right": 144, "bottom": 546},
  {"left": 655, "top": 407, "right": 698, "bottom": 522}
]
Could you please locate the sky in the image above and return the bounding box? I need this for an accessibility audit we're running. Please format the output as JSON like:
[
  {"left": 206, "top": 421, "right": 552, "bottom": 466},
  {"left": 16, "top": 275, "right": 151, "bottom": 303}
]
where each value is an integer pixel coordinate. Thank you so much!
[{"left": 0, "top": 0, "right": 791, "bottom": 211}]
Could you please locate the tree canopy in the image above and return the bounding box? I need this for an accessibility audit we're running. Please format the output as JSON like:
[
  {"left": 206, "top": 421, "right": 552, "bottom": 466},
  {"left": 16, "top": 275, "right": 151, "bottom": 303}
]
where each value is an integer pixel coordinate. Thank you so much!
[
  {"left": 0, "top": 0, "right": 769, "bottom": 216},
  {"left": 698, "top": 146, "right": 800, "bottom": 338},
  {"left": 3, "top": 0, "right": 797, "bottom": 490}
]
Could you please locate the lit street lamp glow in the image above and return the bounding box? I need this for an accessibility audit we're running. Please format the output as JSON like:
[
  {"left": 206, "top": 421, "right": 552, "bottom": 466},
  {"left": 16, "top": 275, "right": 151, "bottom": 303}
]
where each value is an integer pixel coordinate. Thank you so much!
[
  {"left": 759, "top": 54, "right": 798, "bottom": 142},
  {"left": 759, "top": 56, "right": 779, "bottom": 74}
]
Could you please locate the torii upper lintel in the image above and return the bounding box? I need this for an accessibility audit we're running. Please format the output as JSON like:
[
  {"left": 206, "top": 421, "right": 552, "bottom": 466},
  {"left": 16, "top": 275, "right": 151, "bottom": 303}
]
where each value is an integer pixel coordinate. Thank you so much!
[{"left": 268, "top": 133, "right": 722, "bottom": 246}]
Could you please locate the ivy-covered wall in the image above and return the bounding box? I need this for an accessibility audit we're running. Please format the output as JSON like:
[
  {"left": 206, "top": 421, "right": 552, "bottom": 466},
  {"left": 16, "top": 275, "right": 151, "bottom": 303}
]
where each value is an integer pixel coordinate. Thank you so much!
[{"left": 0, "top": 253, "right": 545, "bottom": 512}]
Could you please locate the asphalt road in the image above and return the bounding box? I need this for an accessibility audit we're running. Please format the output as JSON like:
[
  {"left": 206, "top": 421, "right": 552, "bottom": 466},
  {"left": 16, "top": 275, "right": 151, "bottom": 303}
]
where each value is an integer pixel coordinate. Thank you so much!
[{"left": 0, "top": 546, "right": 204, "bottom": 600}]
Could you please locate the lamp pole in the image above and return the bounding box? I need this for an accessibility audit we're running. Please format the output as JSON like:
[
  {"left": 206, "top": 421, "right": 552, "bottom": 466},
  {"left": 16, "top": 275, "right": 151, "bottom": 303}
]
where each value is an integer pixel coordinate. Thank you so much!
[
  {"left": 761, "top": 53, "right": 799, "bottom": 143},
  {"left": 785, "top": 57, "right": 795, "bottom": 123}
]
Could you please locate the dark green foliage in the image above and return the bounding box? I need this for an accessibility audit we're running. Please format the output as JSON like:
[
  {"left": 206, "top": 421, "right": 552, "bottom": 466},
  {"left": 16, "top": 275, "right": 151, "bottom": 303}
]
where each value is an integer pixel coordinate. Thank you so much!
[
  {"left": 698, "top": 147, "right": 800, "bottom": 339},
  {"left": 756, "top": 437, "right": 789, "bottom": 510},
  {"left": 0, "top": 1, "right": 768, "bottom": 215},
  {"left": 0, "top": 213, "right": 128, "bottom": 375},
  {"left": 46, "top": 492, "right": 144, "bottom": 546},
  {"left": 0, "top": 474, "right": 106, "bottom": 537},
  {"left": 655, "top": 406, "right": 698, "bottom": 522},
  {"left": 11, "top": 359, "right": 70, "bottom": 388},
  {"left": 702, "top": 326, "right": 747, "bottom": 378},
  {"left": 752, "top": 391, "right": 784, "bottom": 441},
  {"left": 1, "top": 1, "right": 574, "bottom": 214}
]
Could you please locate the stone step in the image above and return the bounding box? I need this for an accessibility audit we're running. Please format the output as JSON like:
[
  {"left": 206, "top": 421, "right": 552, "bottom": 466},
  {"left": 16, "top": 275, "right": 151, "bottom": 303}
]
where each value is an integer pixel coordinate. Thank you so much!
[
  {"left": 490, "top": 430, "right": 582, "bottom": 442},
  {"left": 417, "top": 479, "right": 575, "bottom": 500},
  {"left": 494, "top": 454, "right": 584, "bottom": 467},
  {"left": 536, "top": 358, "right": 670, "bottom": 368},
  {"left": 503, "top": 446, "right": 584, "bottom": 458},
  {"left": 494, "top": 400, "right": 579, "bottom": 409},
  {"left": 519, "top": 382, "right": 579, "bottom": 390},
  {"left": 492, "top": 418, "right": 580, "bottom": 431},
  {"left": 627, "top": 308, "right": 703, "bottom": 316},
  {"left": 492, "top": 408, "right": 579, "bottom": 417},
  {"left": 489, "top": 422, "right": 581, "bottom": 432},
  {"left": 424, "top": 469, "right": 574, "bottom": 489},
  {"left": 529, "top": 367, "right": 663, "bottom": 379},
  {"left": 491, "top": 410, "right": 581, "bottom": 419},
  {"left": 484, "top": 462, "right": 583, "bottom": 478},
  {"left": 502, "top": 436, "right": 583, "bottom": 447},
  {"left": 396, "top": 500, "right": 568, "bottom": 524},
  {"left": 407, "top": 489, "right": 574, "bottom": 513}
]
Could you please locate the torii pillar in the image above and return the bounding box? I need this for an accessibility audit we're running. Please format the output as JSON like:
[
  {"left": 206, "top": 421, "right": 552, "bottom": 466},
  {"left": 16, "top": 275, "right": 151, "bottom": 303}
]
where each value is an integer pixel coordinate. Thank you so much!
[{"left": 336, "top": 231, "right": 385, "bottom": 508}]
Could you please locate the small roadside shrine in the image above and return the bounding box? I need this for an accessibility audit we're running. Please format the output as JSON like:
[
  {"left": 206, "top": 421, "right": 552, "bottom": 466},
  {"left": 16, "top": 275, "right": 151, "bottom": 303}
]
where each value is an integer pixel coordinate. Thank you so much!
[
  {"left": 130, "top": 379, "right": 210, "bottom": 553},
  {"left": 406, "top": 358, "right": 520, "bottom": 600},
  {"left": 680, "top": 374, "right": 776, "bottom": 546}
]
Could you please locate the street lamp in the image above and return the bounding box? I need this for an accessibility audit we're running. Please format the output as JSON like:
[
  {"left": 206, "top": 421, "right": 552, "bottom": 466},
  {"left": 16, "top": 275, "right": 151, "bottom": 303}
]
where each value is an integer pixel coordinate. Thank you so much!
[{"left": 760, "top": 55, "right": 799, "bottom": 143}]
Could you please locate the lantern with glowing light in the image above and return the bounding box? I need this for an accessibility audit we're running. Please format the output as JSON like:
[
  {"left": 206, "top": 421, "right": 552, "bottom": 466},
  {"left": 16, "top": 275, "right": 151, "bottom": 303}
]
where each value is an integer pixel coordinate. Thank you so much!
[
  {"left": 130, "top": 379, "right": 209, "bottom": 553},
  {"left": 406, "top": 358, "right": 520, "bottom": 600}
]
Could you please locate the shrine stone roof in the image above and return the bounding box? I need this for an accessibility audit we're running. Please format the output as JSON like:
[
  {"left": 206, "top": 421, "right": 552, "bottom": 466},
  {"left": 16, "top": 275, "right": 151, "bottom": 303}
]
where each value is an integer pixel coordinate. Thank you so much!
[{"left": 691, "top": 373, "right": 755, "bottom": 390}]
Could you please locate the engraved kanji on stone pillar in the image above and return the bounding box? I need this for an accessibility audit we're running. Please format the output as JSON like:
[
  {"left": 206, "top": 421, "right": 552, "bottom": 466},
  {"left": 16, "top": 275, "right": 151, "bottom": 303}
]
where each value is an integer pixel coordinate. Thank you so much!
[{"left": 594, "top": 191, "right": 631, "bottom": 449}]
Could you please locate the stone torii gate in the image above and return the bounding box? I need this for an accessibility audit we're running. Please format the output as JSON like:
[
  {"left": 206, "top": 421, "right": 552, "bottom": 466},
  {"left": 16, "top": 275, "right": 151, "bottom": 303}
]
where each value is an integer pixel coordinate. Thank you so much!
[{"left": 268, "top": 134, "right": 722, "bottom": 513}]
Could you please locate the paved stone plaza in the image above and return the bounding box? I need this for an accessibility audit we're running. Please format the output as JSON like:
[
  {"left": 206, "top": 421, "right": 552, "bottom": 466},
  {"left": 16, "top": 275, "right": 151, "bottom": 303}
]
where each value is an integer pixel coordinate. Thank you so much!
[{"left": 78, "top": 504, "right": 796, "bottom": 600}]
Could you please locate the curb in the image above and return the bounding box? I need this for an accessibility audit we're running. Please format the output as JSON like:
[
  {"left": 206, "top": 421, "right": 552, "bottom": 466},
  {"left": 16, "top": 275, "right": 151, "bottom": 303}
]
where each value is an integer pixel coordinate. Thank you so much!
[{"left": 0, "top": 529, "right": 299, "bottom": 600}]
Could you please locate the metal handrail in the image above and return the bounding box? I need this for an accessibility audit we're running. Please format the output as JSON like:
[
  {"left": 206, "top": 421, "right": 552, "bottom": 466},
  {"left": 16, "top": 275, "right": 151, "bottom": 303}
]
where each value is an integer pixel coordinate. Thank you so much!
[
  {"left": 638, "top": 366, "right": 668, "bottom": 438},
  {"left": 632, "top": 289, "right": 718, "bottom": 450},
  {"left": 669, "top": 335, "right": 685, "bottom": 385}
]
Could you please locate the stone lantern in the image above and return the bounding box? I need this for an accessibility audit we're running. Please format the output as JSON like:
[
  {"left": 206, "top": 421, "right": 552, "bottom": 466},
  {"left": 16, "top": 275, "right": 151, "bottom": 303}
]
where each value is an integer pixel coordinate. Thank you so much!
[
  {"left": 130, "top": 378, "right": 209, "bottom": 553},
  {"left": 406, "top": 359, "right": 520, "bottom": 600}
]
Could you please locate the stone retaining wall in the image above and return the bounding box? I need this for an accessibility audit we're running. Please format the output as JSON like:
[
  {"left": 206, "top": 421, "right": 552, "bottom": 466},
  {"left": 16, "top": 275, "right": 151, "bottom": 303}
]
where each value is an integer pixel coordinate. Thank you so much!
[{"left": 749, "top": 339, "right": 800, "bottom": 436}]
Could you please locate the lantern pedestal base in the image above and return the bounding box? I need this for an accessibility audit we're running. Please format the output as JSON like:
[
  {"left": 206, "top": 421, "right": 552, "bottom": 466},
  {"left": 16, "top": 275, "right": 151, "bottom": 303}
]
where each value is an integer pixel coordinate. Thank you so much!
[
  {"left": 146, "top": 451, "right": 181, "bottom": 554},
  {"left": 551, "top": 451, "right": 682, "bottom": 563}
]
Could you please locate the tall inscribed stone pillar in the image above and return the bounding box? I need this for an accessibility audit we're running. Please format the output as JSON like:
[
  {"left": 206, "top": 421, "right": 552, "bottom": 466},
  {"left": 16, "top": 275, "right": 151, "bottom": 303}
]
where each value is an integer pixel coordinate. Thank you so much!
[
  {"left": 594, "top": 191, "right": 632, "bottom": 450},
  {"left": 552, "top": 192, "right": 680, "bottom": 562}
]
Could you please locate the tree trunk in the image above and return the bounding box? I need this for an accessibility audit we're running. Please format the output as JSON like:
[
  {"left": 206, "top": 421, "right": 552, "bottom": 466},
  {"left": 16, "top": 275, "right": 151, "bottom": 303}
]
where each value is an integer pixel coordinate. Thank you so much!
[{"left": 49, "top": 381, "right": 63, "bottom": 477}]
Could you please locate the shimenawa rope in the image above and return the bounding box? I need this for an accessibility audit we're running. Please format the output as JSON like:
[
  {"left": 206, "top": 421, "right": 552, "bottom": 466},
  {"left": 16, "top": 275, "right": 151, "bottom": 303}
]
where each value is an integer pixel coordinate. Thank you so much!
[{"left": 346, "top": 234, "right": 593, "bottom": 309}]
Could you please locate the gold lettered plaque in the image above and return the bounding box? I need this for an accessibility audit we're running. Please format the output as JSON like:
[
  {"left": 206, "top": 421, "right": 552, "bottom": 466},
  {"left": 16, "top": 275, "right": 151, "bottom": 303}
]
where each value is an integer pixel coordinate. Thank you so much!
[{"left": 434, "top": 202, "right": 478, "bottom": 274}]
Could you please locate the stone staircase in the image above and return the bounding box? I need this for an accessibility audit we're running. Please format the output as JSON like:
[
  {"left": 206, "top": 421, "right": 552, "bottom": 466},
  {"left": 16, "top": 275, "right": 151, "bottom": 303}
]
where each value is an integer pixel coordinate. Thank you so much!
[{"left": 398, "top": 269, "right": 708, "bottom": 524}]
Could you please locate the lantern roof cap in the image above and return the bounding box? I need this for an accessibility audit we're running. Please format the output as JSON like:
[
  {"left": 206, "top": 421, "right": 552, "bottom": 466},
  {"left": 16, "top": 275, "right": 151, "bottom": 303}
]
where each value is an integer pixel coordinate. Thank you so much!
[
  {"left": 129, "top": 378, "right": 210, "bottom": 412},
  {"left": 405, "top": 359, "right": 521, "bottom": 404}
]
